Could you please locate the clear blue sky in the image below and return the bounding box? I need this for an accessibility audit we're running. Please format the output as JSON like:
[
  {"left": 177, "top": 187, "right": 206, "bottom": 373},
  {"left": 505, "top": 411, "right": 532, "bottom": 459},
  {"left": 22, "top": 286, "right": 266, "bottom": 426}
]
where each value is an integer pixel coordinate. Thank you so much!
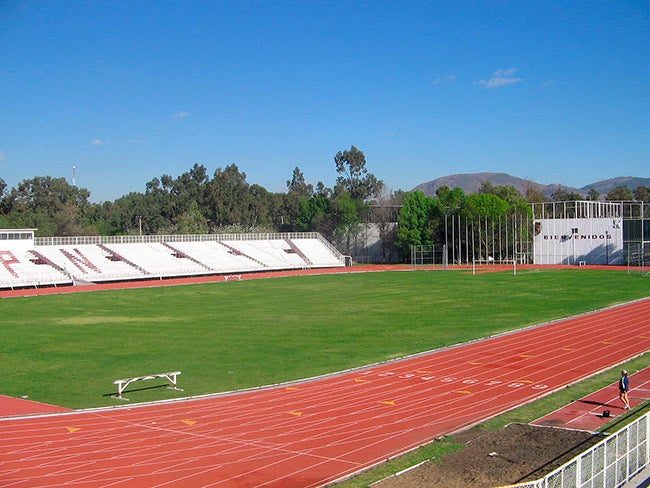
[{"left": 1, "top": 1, "right": 648, "bottom": 202}]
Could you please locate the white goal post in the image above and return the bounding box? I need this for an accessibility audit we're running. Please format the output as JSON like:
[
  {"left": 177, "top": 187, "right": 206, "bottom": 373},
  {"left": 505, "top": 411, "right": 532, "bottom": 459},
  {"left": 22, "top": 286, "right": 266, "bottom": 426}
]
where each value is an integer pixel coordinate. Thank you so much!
[{"left": 472, "top": 258, "right": 517, "bottom": 276}]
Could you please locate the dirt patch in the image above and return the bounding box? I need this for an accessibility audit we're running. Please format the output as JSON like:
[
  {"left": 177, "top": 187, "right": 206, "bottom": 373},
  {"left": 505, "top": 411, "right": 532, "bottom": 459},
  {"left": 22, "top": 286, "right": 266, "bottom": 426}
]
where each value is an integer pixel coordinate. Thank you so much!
[{"left": 374, "top": 423, "right": 602, "bottom": 488}]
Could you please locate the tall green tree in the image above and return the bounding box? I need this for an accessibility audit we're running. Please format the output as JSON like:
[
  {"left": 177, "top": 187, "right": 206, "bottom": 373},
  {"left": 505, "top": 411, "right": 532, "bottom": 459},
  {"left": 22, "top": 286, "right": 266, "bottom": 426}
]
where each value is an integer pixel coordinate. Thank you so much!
[
  {"left": 173, "top": 200, "right": 210, "bottom": 234},
  {"left": 204, "top": 164, "right": 251, "bottom": 228},
  {"left": 286, "top": 167, "right": 313, "bottom": 198},
  {"left": 110, "top": 191, "right": 164, "bottom": 235},
  {"left": 465, "top": 193, "right": 510, "bottom": 219},
  {"left": 551, "top": 188, "right": 583, "bottom": 201},
  {"left": 606, "top": 186, "right": 634, "bottom": 201},
  {"left": 334, "top": 146, "right": 383, "bottom": 201},
  {"left": 331, "top": 193, "right": 362, "bottom": 254},
  {"left": 396, "top": 190, "right": 438, "bottom": 259},
  {"left": 171, "top": 163, "right": 209, "bottom": 213},
  {"left": 0, "top": 176, "right": 8, "bottom": 219},
  {"left": 494, "top": 186, "right": 523, "bottom": 205},
  {"left": 435, "top": 186, "right": 466, "bottom": 212},
  {"left": 524, "top": 186, "right": 546, "bottom": 203},
  {"left": 296, "top": 194, "right": 332, "bottom": 233},
  {"left": 633, "top": 186, "right": 650, "bottom": 203},
  {"left": 2, "top": 176, "right": 92, "bottom": 236},
  {"left": 587, "top": 188, "right": 600, "bottom": 201},
  {"left": 479, "top": 182, "right": 526, "bottom": 206},
  {"left": 246, "top": 183, "right": 275, "bottom": 230},
  {"left": 144, "top": 175, "right": 178, "bottom": 232},
  {"left": 282, "top": 167, "right": 313, "bottom": 230}
]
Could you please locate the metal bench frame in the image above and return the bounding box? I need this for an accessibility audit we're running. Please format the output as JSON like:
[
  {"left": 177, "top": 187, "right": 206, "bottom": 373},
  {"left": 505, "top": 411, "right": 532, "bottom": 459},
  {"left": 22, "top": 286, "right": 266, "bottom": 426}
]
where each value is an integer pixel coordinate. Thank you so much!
[{"left": 113, "top": 371, "right": 182, "bottom": 401}]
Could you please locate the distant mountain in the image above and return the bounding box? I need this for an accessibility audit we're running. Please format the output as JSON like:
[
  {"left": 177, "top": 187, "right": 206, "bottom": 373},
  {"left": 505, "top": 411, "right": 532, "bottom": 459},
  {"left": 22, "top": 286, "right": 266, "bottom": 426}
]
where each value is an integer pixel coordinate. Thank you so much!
[
  {"left": 579, "top": 177, "right": 650, "bottom": 196},
  {"left": 413, "top": 173, "right": 650, "bottom": 199}
]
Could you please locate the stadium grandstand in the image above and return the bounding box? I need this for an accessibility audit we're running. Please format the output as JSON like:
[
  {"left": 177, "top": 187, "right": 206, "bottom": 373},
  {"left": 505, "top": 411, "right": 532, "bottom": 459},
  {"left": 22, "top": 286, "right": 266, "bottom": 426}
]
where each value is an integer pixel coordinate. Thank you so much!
[{"left": 0, "top": 230, "right": 346, "bottom": 290}]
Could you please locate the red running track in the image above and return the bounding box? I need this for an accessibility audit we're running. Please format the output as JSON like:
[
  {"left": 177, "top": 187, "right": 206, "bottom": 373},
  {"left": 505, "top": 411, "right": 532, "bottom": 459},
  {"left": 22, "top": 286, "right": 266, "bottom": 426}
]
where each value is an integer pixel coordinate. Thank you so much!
[
  {"left": 533, "top": 367, "right": 650, "bottom": 432},
  {"left": 1, "top": 298, "right": 649, "bottom": 487}
]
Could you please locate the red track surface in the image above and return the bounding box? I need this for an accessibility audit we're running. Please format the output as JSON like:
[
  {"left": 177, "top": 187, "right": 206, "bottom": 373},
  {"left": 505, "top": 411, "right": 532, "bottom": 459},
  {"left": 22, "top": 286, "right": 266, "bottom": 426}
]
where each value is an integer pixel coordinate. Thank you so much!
[
  {"left": 0, "top": 265, "right": 405, "bottom": 299},
  {"left": 0, "top": 264, "right": 625, "bottom": 299},
  {"left": 1, "top": 296, "right": 649, "bottom": 487},
  {"left": 0, "top": 396, "right": 70, "bottom": 417},
  {"left": 533, "top": 366, "right": 650, "bottom": 431}
]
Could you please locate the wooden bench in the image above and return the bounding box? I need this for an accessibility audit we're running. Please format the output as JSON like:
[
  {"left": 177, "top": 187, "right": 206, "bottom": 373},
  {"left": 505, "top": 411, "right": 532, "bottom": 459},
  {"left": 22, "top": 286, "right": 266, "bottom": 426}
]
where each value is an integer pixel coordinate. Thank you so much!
[{"left": 113, "top": 371, "right": 182, "bottom": 401}]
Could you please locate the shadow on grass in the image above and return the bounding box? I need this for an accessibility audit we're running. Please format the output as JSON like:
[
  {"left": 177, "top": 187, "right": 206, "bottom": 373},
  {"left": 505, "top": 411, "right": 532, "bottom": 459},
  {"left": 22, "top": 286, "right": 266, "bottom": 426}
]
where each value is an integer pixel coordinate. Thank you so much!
[{"left": 102, "top": 383, "right": 172, "bottom": 398}]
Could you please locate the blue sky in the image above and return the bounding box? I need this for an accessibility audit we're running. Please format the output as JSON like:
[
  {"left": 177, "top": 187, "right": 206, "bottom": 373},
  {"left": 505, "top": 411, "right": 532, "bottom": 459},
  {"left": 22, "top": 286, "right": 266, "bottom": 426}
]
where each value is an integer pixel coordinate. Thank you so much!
[{"left": 1, "top": 1, "right": 648, "bottom": 202}]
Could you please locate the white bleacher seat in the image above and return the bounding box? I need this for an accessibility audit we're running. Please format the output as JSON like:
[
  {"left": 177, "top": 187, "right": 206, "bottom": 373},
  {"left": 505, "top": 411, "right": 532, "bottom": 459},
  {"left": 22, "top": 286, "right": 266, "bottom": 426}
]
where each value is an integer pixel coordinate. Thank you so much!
[
  {"left": 291, "top": 238, "right": 343, "bottom": 267},
  {"left": 169, "top": 241, "right": 261, "bottom": 273},
  {"left": 0, "top": 233, "right": 344, "bottom": 290},
  {"left": 0, "top": 248, "right": 70, "bottom": 288},
  {"left": 106, "top": 243, "right": 210, "bottom": 277},
  {"left": 35, "top": 245, "right": 147, "bottom": 282}
]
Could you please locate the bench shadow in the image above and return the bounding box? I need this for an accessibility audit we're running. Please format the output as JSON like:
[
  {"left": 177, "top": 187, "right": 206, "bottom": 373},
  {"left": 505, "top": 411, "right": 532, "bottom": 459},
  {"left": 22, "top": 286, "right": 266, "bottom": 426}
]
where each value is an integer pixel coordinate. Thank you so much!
[{"left": 102, "top": 384, "right": 171, "bottom": 398}]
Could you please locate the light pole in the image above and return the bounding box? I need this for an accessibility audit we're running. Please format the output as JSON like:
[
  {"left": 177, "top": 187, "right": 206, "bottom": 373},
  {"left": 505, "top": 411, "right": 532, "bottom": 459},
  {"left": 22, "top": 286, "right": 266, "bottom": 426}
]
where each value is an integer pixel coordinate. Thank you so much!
[{"left": 444, "top": 213, "right": 448, "bottom": 269}]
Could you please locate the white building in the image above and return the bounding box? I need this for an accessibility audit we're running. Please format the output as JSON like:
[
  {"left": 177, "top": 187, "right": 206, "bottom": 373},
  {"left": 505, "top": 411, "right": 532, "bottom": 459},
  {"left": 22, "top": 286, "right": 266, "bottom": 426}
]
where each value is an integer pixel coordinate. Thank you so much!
[{"left": 531, "top": 201, "right": 646, "bottom": 265}]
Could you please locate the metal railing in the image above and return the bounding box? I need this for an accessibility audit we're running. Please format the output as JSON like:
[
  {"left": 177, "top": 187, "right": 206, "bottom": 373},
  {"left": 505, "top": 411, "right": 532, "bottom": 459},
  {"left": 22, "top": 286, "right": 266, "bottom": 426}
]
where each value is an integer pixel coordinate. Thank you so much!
[
  {"left": 33, "top": 232, "right": 345, "bottom": 264},
  {"left": 501, "top": 411, "right": 649, "bottom": 488},
  {"left": 35, "top": 231, "right": 321, "bottom": 246}
]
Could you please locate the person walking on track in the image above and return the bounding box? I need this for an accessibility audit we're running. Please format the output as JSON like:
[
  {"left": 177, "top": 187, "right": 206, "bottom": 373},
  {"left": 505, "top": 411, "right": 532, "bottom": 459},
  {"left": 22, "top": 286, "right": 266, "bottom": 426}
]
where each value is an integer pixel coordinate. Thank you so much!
[{"left": 619, "top": 370, "right": 631, "bottom": 410}]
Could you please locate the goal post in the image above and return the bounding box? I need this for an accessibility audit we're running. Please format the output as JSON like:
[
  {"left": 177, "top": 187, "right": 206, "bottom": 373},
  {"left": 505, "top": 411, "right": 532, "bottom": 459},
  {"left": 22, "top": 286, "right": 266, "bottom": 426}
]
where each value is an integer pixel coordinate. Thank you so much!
[
  {"left": 472, "top": 258, "right": 517, "bottom": 276},
  {"left": 626, "top": 242, "right": 649, "bottom": 276},
  {"left": 410, "top": 245, "right": 437, "bottom": 268}
]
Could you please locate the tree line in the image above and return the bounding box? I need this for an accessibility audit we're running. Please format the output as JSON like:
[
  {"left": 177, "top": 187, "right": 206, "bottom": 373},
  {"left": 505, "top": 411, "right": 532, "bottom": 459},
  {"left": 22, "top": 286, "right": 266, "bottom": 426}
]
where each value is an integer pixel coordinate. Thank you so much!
[{"left": 0, "top": 145, "right": 648, "bottom": 262}]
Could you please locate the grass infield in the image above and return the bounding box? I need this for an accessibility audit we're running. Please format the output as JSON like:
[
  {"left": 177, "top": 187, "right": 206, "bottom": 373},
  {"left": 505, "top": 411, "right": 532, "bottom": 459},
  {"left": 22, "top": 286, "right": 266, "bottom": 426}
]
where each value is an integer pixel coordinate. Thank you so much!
[{"left": 1, "top": 268, "right": 648, "bottom": 409}]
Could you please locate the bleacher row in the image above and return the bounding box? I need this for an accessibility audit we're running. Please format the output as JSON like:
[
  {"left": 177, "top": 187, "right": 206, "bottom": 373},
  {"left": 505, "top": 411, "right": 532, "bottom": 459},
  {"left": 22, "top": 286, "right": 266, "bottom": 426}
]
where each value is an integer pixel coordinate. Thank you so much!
[{"left": 0, "top": 232, "right": 345, "bottom": 290}]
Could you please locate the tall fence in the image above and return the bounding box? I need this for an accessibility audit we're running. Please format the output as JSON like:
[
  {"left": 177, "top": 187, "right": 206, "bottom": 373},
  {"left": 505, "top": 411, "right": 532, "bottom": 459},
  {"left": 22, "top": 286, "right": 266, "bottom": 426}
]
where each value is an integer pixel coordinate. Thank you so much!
[
  {"left": 501, "top": 411, "right": 649, "bottom": 488},
  {"left": 427, "top": 213, "right": 534, "bottom": 266}
]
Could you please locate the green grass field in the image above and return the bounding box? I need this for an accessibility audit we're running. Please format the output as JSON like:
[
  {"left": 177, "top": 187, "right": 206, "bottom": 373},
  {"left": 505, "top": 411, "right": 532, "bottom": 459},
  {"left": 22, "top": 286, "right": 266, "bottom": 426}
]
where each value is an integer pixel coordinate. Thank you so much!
[{"left": 1, "top": 268, "right": 648, "bottom": 409}]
